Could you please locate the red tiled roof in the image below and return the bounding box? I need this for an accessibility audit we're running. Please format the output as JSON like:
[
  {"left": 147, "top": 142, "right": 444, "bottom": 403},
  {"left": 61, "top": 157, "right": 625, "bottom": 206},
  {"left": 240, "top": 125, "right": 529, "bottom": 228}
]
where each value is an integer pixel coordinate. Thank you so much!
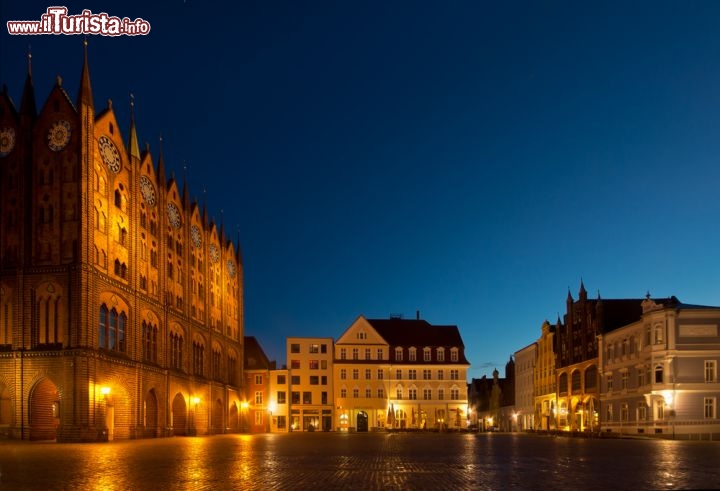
[{"left": 366, "top": 318, "right": 470, "bottom": 364}]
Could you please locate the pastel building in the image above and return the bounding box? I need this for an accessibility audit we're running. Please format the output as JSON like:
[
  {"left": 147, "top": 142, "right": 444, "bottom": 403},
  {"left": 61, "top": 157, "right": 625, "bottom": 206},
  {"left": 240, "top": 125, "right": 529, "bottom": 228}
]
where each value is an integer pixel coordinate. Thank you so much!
[
  {"left": 334, "top": 315, "right": 470, "bottom": 431},
  {"left": 285, "top": 337, "right": 334, "bottom": 431},
  {"left": 599, "top": 295, "right": 720, "bottom": 439}
]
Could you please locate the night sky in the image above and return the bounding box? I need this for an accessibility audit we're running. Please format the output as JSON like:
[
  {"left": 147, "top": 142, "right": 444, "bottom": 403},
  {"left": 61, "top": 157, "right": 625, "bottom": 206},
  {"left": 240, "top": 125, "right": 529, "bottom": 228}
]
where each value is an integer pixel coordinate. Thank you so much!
[{"left": 3, "top": 1, "right": 720, "bottom": 379}]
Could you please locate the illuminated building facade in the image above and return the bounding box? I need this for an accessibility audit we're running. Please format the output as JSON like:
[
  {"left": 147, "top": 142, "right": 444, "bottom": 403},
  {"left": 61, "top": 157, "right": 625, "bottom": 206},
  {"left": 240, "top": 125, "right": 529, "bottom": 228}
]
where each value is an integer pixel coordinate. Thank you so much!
[
  {"left": 268, "top": 367, "right": 289, "bottom": 432},
  {"left": 599, "top": 296, "right": 720, "bottom": 439},
  {"left": 533, "top": 320, "right": 557, "bottom": 431},
  {"left": 243, "top": 336, "right": 274, "bottom": 433},
  {"left": 555, "top": 282, "right": 643, "bottom": 432},
  {"left": 514, "top": 342, "right": 536, "bottom": 431},
  {"left": 335, "top": 315, "right": 470, "bottom": 431},
  {"left": 0, "top": 48, "right": 244, "bottom": 441},
  {"left": 285, "top": 337, "right": 334, "bottom": 431}
]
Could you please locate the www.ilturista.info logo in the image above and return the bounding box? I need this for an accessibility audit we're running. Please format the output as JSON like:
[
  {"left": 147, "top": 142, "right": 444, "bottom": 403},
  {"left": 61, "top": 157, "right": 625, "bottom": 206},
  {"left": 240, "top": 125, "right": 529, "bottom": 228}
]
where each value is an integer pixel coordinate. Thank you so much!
[{"left": 7, "top": 7, "right": 151, "bottom": 36}]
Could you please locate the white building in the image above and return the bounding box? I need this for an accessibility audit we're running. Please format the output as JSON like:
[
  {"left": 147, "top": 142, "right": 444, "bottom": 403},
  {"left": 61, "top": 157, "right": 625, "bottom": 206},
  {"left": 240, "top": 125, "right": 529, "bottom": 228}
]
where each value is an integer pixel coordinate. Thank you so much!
[
  {"left": 599, "top": 296, "right": 720, "bottom": 439},
  {"left": 514, "top": 342, "right": 537, "bottom": 431}
]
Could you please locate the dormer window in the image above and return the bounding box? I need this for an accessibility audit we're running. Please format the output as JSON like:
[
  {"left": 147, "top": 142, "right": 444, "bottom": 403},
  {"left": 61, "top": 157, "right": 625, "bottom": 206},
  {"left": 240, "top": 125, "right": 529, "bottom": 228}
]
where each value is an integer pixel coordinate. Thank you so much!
[
  {"left": 395, "top": 347, "right": 403, "bottom": 361},
  {"left": 450, "top": 348, "right": 458, "bottom": 362},
  {"left": 409, "top": 347, "right": 416, "bottom": 361},
  {"left": 423, "top": 348, "right": 431, "bottom": 362},
  {"left": 437, "top": 348, "right": 445, "bottom": 362}
]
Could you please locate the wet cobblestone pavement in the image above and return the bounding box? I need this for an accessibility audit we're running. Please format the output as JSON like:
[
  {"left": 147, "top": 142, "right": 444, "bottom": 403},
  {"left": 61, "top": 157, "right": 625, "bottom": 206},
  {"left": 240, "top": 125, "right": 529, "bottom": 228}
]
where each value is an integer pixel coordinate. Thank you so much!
[{"left": 1, "top": 432, "right": 719, "bottom": 490}]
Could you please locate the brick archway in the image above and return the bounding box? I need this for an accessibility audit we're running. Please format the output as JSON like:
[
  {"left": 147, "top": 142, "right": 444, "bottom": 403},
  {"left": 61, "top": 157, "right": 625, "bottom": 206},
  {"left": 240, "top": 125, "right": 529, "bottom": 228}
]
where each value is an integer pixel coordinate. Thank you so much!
[
  {"left": 171, "top": 393, "right": 187, "bottom": 436},
  {"left": 29, "top": 378, "right": 59, "bottom": 441}
]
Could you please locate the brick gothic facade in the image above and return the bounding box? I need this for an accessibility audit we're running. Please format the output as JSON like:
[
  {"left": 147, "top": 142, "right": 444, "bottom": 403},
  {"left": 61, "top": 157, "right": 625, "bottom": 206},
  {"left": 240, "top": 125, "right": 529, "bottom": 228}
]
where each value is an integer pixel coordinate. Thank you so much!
[{"left": 0, "top": 47, "right": 245, "bottom": 441}]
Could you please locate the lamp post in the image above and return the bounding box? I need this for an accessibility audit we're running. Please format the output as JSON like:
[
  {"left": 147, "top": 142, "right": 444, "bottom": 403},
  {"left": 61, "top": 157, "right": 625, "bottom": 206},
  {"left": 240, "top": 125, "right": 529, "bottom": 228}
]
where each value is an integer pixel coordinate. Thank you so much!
[
  {"left": 100, "top": 387, "right": 111, "bottom": 441},
  {"left": 190, "top": 396, "right": 200, "bottom": 436},
  {"left": 268, "top": 402, "right": 276, "bottom": 433}
]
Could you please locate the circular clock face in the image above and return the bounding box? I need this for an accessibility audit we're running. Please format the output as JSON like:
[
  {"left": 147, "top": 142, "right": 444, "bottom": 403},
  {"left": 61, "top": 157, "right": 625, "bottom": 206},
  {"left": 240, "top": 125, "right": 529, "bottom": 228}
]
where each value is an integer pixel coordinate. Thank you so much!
[
  {"left": 227, "top": 260, "right": 236, "bottom": 278},
  {"left": 139, "top": 175, "right": 156, "bottom": 207},
  {"left": 191, "top": 225, "right": 202, "bottom": 248},
  {"left": 98, "top": 136, "right": 121, "bottom": 173},
  {"left": 0, "top": 127, "right": 16, "bottom": 157},
  {"left": 209, "top": 244, "right": 220, "bottom": 263},
  {"left": 48, "top": 120, "right": 71, "bottom": 151},
  {"left": 166, "top": 203, "right": 182, "bottom": 229}
]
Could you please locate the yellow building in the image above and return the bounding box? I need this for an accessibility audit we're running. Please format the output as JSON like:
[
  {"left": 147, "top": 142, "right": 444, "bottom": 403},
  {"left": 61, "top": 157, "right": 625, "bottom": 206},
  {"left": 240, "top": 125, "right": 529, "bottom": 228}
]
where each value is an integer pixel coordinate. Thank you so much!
[
  {"left": 533, "top": 320, "right": 557, "bottom": 431},
  {"left": 335, "top": 315, "right": 470, "bottom": 431},
  {"left": 0, "top": 47, "right": 244, "bottom": 441},
  {"left": 285, "top": 337, "right": 334, "bottom": 431}
]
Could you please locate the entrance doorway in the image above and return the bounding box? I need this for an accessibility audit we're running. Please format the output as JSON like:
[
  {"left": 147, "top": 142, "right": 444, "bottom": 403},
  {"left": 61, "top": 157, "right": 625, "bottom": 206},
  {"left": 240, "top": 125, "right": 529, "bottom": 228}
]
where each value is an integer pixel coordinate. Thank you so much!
[
  {"left": 356, "top": 411, "right": 368, "bottom": 432},
  {"left": 29, "top": 378, "right": 60, "bottom": 441}
]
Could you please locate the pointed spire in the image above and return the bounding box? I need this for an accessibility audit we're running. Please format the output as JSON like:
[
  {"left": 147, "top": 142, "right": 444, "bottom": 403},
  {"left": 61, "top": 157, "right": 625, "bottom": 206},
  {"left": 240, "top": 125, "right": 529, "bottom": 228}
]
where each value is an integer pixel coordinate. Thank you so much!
[
  {"left": 157, "top": 134, "right": 166, "bottom": 185},
  {"left": 77, "top": 37, "right": 94, "bottom": 108},
  {"left": 566, "top": 288, "right": 573, "bottom": 303},
  {"left": 202, "top": 199, "right": 208, "bottom": 227},
  {"left": 20, "top": 47, "right": 37, "bottom": 120},
  {"left": 127, "top": 92, "right": 141, "bottom": 161},
  {"left": 579, "top": 278, "right": 587, "bottom": 298},
  {"left": 220, "top": 209, "right": 225, "bottom": 243},
  {"left": 182, "top": 162, "right": 189, "bottom": 208}
]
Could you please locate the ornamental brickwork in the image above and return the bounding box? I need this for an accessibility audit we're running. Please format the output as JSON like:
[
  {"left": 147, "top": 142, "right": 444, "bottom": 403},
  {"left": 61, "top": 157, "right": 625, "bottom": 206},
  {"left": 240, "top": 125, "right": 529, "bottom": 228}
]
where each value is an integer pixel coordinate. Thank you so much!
[{"left": 0, "top": 46, "right": 245, "bottom": 441}]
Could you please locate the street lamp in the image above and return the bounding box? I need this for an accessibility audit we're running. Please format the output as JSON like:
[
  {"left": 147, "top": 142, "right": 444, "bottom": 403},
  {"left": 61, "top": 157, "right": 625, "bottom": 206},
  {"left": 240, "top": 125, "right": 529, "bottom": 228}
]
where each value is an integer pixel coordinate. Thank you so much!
[
  {"left": 268, "top": 402, "right": 276, "bottom": 433},
  {"left": 190, "top": 397, "right": 200, "bottom": 436},
  {"left": 99, "top": 386, "right": 111, "bottom": 441}
]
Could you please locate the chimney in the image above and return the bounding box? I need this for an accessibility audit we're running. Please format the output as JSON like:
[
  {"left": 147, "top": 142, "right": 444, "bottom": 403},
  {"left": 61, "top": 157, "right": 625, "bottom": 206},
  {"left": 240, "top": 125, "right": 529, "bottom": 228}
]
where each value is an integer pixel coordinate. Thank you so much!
[{"left": 416, "top": 310, "right": 420, "bottom": 320}]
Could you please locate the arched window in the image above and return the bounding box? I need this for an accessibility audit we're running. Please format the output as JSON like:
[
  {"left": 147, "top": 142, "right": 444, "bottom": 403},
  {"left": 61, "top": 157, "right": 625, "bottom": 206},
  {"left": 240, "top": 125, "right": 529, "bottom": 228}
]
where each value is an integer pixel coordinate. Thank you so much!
[
  {"left": 571, "top": 370, "right": 582, "bottom": 393},
  {"left": 169, "top": 331, "right": 183, "bottom": 370},
  {"left": 99, "top": 305, "right": 108, "bottom": 348},
  {"left": 559, "top": 372, "right": 568, "bottom": 396},
  {"left": 193, "top": 340, "right": 205, "bottom": 376},
  {"left": 423, "top": 347, "right": 432, "bottom": 362},
  {"left": 143, "top": 321, "right": 158, "bottom": 363},
  {"left": 99, "top": 305, "right": 127, "bottom": 353},
  {"left": 585, "top": 365, "right": 597, "bottom": 389},
  {"left": 408, "top": 347, "right": 416, "bottom": 361}
]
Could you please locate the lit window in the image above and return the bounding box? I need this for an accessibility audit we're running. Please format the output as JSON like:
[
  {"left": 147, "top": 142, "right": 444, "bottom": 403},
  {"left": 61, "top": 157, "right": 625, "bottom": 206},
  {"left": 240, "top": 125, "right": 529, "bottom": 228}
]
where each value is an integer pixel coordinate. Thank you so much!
[
  {"left": 704, "top": 398, "right": 716, "bottom": 419},
  {"left": 706, "top": 361, "right": 716, "bottom": 383}
]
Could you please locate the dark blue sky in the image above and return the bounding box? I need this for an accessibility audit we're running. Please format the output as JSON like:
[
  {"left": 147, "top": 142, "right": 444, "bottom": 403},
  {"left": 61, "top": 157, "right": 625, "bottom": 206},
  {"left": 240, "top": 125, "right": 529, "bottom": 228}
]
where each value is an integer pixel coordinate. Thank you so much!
[{"left": 4, "top": 1, "right": 720, "bottom": 378}]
